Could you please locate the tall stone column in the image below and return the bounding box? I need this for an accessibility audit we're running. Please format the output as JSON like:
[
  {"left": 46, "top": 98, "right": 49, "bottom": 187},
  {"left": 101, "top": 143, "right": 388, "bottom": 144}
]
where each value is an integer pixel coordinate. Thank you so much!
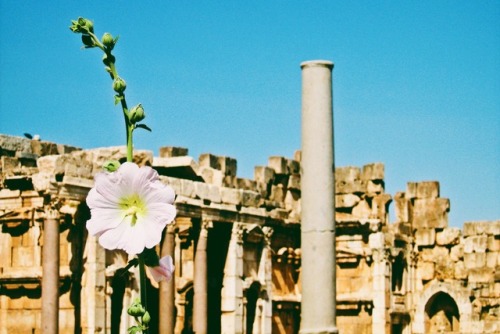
[
  {"left": 193, "top": 220, "right": 210, "bottom": 334},
  {"left": 220, "top": 223, "right": 245, "bottom": 333},
  {"left": 42, "top": 209, "right": 60, "bottom": 334},
  {"left": 300, "top": 60, "right": 338, "bottom": 334},
  {"left": 159, "top": 224, "right": 176, "bottom": 333}
]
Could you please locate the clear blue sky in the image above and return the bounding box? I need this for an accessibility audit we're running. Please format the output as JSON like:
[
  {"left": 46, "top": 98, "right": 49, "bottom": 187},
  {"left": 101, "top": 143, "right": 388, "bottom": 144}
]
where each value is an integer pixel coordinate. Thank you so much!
[{"left": 1, "top": 2, "right": 498, "bottom": 228}]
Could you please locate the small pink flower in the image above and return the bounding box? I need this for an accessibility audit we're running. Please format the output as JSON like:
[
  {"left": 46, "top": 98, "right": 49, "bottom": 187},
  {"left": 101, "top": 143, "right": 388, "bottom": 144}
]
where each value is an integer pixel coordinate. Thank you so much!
[
  {"left": 86, "top": 162, "right": 176, "bottom": 255},
  {"left": 148, "top": 256, "right": 174, "bottom": 282}
]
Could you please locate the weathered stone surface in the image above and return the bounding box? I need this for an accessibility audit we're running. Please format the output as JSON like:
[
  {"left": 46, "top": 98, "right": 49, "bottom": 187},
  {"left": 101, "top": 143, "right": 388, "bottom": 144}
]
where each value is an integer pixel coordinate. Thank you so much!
[
  {"left": 335, "top": 166, "right": 364, "bottom": 194},
  {"left": 412, "top": 198, "right": 450, "bottom": 229},
  {"left": 288, "top": 174, "right": 301, "bottom": 191},
  {"left": 450, "top": 243, "right": 464, "bottom": 261},
  {"left": 159, "top": 146, "right": 188, "bottom": 158},
  {"left": 336, "top": 194, "right": 361, "bottom": 208},
  {"left": 436, "top": 227, "right": 461, "bottom": 246},
  {"left": 454, "top": 261, "right": 468, "bottom": 280},
  {"left": 287, "top": 159, "right": 300, "bottom": 174},
  {"left": 463, "top": 221, "right": 500, "bottom": 237},
  {"left": 468, "top": 267, "right": 495, "bottom": 283},
  {"left": 464, "top": 235, "right": 488, "bottom": 253},
  {"left": 361, "top": 163, "right": 384, "bottom": 181},
  {"left": 220, "top": 187, "right": 242, "bottom": 205},
  {"left": 254, "top": 166, "right": 275, "bottom": 185},
  {"left": 406, "top": 181, "right": 439, "bottom": 199},
  {"left": 241, "top": 190, "right": 261, "bottom": 207},
  {"left": 415, "top": 228, "right": 436, "bottom": 247},
  {"left": 352, "top": 199, "right": 371, "bottom": 219},
  {"left": 417, "top": 261, "right": 435, "bottom": 281},
  {"left": 393, "top": 192, "right": 409, "bottom": 222},
  {"left": 464, "top": 252, "right": 487, "bottom": 269},
  {"left": 268, "top": 156, "right": 288, "bottom": 174},
  {"left": 198, "top": 166, "right": 224, "bottom": 186}
]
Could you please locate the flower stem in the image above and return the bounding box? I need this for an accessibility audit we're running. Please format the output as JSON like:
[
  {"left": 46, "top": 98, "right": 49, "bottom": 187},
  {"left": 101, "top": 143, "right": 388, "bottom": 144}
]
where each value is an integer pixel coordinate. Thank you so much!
[{"left": 138, "top": 256, "right": 149, "bottom": 334}]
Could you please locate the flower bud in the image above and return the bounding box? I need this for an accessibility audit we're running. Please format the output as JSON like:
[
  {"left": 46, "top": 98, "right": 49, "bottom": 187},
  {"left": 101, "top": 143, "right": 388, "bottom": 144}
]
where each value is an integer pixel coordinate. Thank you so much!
[
  {"left": 142, "top": 311, "right": 151, "bottom": 324},
  {"left": 78, "top": 17, "right": 94, "bottom": 33},
  {"left": 103, "top": 160, "right": 121, "bottom": 172},
  {"left": 113, "top": 77, "right": 126, "bottom": 94},
  {"left": 129, "top": 104, "right": 145, "bottom": 124},
  {"left": 102, "top": 33, "right": 115, "bottom": 50}
]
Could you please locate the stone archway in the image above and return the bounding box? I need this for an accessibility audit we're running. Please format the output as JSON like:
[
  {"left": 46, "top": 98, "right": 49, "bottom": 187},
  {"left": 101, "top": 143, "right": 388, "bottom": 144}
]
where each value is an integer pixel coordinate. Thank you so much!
[
  {"left": 413, "top": 280, "right": 472, "bottom": 334},
  {"left": 425, "top": 291, "right": 460, "bottom": 333}
]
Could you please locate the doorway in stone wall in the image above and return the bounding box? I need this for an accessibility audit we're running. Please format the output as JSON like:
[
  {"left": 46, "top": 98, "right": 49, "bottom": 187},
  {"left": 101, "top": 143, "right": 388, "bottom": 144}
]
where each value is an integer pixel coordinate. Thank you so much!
[{"left": 424, "top": 291, "right": 460, "bottom": 333}]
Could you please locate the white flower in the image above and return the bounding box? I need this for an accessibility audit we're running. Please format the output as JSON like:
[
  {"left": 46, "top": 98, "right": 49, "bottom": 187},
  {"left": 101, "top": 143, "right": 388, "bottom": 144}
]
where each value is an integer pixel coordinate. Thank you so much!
[
  {"left": 86, "top": 162, "right": 176, "bottom": 255},
  {"left": 148, "top": 256, "right": 174, "bottom": 282}
]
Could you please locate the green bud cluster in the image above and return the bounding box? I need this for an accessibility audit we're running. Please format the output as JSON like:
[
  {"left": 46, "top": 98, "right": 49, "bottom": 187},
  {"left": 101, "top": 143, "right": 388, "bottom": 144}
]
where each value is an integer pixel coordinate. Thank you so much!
[
  {"left": 127, "top": 298, "right": 146, "bottom": 317},
  {"left": 113, "top": 77, "right": 127, "bottom": 94},
  {"left": 103, "top": 160, "right": 121, "bottom": 172},
  {"left": 69, "top": 17, "right": 94, "bottom": 34},
  {"left": 130, "top": 104, "right": 145, "bottom": 124}
]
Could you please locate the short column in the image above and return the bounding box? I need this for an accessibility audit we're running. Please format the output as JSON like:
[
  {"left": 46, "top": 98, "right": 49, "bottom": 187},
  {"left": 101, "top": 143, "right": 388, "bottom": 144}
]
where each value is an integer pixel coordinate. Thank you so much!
[{"left": 193, "top": 220, "right": 210, "bottom": 334}]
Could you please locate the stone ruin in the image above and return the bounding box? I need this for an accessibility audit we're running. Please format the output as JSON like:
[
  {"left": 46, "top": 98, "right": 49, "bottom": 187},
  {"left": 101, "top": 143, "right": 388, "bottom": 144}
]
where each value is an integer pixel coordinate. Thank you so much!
[{"left": 0, "top": 133, "right": 498, "bottom": 333}]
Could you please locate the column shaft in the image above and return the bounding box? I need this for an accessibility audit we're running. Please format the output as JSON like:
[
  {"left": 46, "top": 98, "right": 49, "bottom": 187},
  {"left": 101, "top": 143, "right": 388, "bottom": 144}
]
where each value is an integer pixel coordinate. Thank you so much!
[
  {"left": 159, "top": 225, "right": 176, "bottom": 333},
  {"left": 300, "top": 60, "right": 338, "bottom": 334},
  {"left": 42, "top": 211, "right": 60, "bottom": 334},
  {"left": 193, "top": 222, "right": 209, "bottom": 334}
]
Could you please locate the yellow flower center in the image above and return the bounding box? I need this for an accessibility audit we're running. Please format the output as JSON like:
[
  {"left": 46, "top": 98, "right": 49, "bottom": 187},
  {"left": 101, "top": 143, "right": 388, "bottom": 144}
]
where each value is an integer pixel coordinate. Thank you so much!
[{"left": 119, "top": 194, "right": 147, "bottom": 226}]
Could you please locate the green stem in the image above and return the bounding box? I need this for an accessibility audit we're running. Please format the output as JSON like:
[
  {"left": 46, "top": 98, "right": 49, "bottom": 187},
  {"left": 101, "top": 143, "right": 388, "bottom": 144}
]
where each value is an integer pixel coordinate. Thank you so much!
[{"left": 138, "top": 256, "right": 149, "bottom": 334}]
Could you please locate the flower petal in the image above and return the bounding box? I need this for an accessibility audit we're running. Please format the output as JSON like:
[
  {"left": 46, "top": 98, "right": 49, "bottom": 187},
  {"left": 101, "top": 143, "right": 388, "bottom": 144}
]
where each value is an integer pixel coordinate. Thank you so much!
[{"left": 149, "top": 255, "right": 174, "bottom": 282}]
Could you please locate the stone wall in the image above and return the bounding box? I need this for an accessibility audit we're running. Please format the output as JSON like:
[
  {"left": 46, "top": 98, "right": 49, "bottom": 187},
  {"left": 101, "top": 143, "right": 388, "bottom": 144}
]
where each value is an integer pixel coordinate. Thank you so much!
[{"left": 0, "top": 134, "right": 498, "bottom": 334}]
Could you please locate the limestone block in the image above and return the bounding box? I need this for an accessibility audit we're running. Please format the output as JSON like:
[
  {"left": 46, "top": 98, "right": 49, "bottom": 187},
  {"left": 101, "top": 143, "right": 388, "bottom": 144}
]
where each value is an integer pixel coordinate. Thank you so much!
[
  {"left": 284, "top": 189, "right": 299, "bottom": 208},
  {"left": 241, "top": 190, "right": 261, "bottom": 207},
  {"left": 89, "top": 146, "right": 153, "bottom": 166},
  {"left": 217, "top": 156, "right": 237, "bottom": 176},
  {"left": 436, "top": 227, "right": 461, "bottom": 246},
  {"left": 269, "top": 184, "right": 286, "bottom": 203},
  {"left": 406, "top": 181, "right": 440, "bottom": 199},
  {"left": 371, "top": 193, "right": 392, "bottom": 221},
  {"left": 64, "top": 158, "right": 93, "bottom": 179},
  {"left": 486, "top": 252, "right": 499, "bottom": 268},
  {"left": 468, "top": 267, "right": 494, "bottom": 283},
  {"left": 366, "top": 180, "right": 384, "bottom": 194},
  {"left": 234, "top": 177, "right": 257, "bottom": 190},
  {"left": 368, "top": 232, "right": 385, "bottom": 249},
  {"left": 287, "top": 159, "right": 300, "bottom": 174},
  {"left": 450, "top": 244, "right": 464, "bottom": 261},
  {"left": 0, "top": 195, "right": 22, "bottom": 210},
  {"left": 464, "top": 235, "right": 488, "bottom": 253},
  {"left": 268, "top": 156, "right": 288, "bottom": 174},
  {"left": 0, "top": 134, "right": 33, "bottom": 153},
  {"left": 336, "top": 193, "right": 361, "bottom": 208},
  {"left": 412, "top": 198, "right": 450, "bottom": 229},
  {"left": 288, "top": 173, "right": 301, "bottom": 191},
  {"left": 37, "top": 154, "right": 68, "bottom": 175},
  {"left": 198, "top": 166, "right": 224, "bottom": 186},
  {"left": 11, "top": 246, "right": 34, "bottom": 267},
  {"left": 294, "top": 150, "right": 302, "bottom": 162},
  {"left": 335, "top": 166, "right": 364, "bottom": 194},
  {"left": 254, "top": 166, "right": 275, "bottom": 185},
  {"left": 352, "top": 199, "right": 371, "bottom": 219},
  {"left": 463, "top": 220, "right": 500, "bottom": 237},
  {"left": 220, "top": 187, "right": 242, "bottom": 205},
  {"left": 393, "top": 192, "right": 409, "bottom": 222},
  {"left": 415, "top": 228, "right": 436, "bottom": 247},
  {"left": 417, "top": 261, "right": 435, "bottom": 281},
  {"left": 454, "top": 261, "right": 468, "bottom": 280},
  {"left": 361, "top": 163, "right": 384, "bottom": 181},
  {"left": 193, "top": 182, "right": 221, "bottom": 203},
  {"left": 420, "top": 248, "right": 435, "bottom": 262},
  {"left": 1, "top": 156, "right": 19, "bottom": 172},
  {"left": 159, "top": 146, "right": 188, "bottom": 157},
  {"left": 464, "top": 252, "right": 486, "bottom": 269},
  {"left": 487, "top": 235, "right": 500, "bottom": 252}
]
